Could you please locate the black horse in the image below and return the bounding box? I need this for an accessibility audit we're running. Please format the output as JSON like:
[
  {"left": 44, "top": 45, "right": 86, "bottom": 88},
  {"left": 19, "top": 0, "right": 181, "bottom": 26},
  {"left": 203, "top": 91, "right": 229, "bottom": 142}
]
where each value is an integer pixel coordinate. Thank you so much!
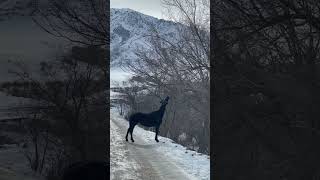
[{"left": 126, "top": 96, "right": 170, "bottom": 142}]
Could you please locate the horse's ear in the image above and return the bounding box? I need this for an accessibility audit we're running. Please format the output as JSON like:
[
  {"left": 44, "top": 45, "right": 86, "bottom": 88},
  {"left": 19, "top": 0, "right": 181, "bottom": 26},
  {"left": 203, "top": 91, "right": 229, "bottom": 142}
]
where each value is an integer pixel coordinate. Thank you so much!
[{"left": 160, "top": 96, "right": 169, "bottom": 104}]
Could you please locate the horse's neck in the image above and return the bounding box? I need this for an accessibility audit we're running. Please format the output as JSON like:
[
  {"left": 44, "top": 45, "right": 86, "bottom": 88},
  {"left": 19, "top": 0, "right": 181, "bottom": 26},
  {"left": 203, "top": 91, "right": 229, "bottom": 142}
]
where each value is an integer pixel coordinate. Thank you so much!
[{"left": 157, "top": 105, "right": 167, "bottom": 118}]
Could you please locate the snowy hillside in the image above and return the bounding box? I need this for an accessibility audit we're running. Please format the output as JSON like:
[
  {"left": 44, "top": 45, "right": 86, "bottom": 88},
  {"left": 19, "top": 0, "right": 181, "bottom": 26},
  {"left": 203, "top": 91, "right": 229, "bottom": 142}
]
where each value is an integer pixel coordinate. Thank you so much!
[{"left": 110, "top": 8, "right": 180, "bottom": 67}]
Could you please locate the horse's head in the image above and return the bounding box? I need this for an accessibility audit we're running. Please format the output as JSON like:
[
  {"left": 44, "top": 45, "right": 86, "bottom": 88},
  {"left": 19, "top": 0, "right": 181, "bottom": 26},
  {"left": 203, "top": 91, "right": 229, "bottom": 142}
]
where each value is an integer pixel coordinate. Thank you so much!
[{"left": 160, "top": 96, "right": 170, "bottom": 106}]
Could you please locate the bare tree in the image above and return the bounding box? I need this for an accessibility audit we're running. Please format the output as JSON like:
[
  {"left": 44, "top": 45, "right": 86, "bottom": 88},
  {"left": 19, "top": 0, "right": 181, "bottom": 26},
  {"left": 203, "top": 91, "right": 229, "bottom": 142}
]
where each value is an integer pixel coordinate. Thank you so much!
[
  {"left": 32, "top": 0, "right": 108, "bottom": 46},
  {"left": 213, "top": 0, "right": 320, "bottom": 179},
  {"left": 1, "top": 45, "right": 107, "bottom": 177}
]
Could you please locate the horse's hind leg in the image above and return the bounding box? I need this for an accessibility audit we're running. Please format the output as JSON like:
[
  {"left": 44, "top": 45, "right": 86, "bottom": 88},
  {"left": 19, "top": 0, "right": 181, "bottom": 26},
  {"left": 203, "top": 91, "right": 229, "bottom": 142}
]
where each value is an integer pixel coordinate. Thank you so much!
[
  {"left": 155, "top": 126, "right": 159, "bottom": 142},
  {"left": 126, "top": 120, "right": 134, "bottom": 141}
]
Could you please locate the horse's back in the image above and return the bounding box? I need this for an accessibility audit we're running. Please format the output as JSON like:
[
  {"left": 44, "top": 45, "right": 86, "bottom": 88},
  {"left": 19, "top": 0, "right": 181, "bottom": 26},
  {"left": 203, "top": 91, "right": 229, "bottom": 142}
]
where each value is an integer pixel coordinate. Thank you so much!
[
  {"left": 129, "top": 112, "right": 146, "bottom": 121},
  {"left": 129, "top": 112, "right": 157, "bottom": 127}
]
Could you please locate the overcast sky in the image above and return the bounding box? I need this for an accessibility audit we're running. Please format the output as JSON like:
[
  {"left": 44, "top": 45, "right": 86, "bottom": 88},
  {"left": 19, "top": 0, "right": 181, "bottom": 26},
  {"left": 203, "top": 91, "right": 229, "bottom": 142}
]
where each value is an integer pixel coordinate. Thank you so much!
[
  {"left": 0, "top": 16, "right": 69, "bottom": 83},
  {"left": 110, "top": 0, "right": 166, "bottom": 19}
]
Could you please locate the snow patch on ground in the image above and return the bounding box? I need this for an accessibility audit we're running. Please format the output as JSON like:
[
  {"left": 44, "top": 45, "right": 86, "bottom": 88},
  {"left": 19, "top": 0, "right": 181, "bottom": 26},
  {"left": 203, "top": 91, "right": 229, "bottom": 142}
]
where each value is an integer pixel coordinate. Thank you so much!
[
  {"left": 111, "top": 109, "right": 210, "bottom": 180},
  {"left": 110, "top": 118, "right": 140, "bottom": 180}
]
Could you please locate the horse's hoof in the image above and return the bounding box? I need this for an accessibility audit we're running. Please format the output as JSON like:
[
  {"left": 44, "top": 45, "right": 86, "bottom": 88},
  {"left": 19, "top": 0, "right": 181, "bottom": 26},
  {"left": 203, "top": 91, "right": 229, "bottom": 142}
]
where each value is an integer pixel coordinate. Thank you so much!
[
  {"left": 155, "top": 139, "right": 159, "bottom": 143},
  {"left": 131, "top": 140, "right": 134, "bottom": 142},
  {"left": 126, "top": 139, "right": 128, "bottom": 142}
]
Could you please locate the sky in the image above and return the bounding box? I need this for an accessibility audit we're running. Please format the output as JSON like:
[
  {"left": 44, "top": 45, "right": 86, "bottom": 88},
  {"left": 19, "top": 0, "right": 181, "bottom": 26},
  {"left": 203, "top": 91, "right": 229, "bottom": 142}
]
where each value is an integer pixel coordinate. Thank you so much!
[
  {"left": 0, "top": 17, "right": 66, "bottom": 82},
  {"left": 0, "top": 17, "right": 61, "bottom": 58},
  {"left": 110, "top": 0, "right": 166, "bottom": 19}
]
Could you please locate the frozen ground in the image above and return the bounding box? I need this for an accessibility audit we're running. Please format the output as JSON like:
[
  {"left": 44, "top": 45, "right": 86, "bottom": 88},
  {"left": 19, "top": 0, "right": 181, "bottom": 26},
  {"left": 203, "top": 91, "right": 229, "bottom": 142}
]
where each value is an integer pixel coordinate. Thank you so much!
[{"left": 110, "top": 108, "right": 210, "bottom": 180}]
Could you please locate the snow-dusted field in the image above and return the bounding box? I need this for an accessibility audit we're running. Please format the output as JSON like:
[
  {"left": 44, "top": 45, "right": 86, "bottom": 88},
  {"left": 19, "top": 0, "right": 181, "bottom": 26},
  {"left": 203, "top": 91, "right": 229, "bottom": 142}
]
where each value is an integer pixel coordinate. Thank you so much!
[{"left": 110, "top": 108, "right": 210, "bottom": 180}]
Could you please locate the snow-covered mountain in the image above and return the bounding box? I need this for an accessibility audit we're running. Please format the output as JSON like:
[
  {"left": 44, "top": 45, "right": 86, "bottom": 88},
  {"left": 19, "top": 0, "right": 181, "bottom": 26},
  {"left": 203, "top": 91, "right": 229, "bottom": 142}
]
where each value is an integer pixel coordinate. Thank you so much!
[{"left": 111, "top": 8, "right": 180, "bottom": 67}]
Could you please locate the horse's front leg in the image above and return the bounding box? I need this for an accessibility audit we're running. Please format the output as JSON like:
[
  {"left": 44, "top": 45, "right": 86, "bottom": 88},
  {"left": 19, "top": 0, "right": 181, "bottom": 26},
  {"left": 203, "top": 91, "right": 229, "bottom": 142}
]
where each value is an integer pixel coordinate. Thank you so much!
[
  {"left": 125, "top": 128, "right": 130, "bottom": 141},
  {"left": 155, "top": 126, "right": 159, "bottom": 142},
  {"left": 130, "top": 125, "right": 135, "bottom": 142}
]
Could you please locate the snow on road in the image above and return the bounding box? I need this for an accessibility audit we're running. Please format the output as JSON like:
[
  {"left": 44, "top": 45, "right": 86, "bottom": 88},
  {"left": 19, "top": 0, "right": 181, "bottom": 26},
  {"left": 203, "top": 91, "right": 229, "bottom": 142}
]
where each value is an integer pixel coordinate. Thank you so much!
[
  {"left": 110, "top": 109, "right": 210, "bottom": 180},
  {"left": 110, "top": 117, "right": 140, "bottom": 180}
]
